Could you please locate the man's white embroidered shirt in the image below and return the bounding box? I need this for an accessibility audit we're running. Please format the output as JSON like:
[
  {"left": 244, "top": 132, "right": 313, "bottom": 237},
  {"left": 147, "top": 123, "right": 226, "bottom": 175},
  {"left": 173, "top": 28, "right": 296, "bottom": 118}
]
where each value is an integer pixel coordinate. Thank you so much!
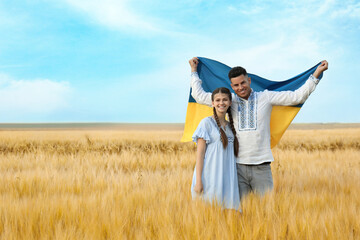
[{"left": 190, "top": 72, "right": 319, "bottom": 165}]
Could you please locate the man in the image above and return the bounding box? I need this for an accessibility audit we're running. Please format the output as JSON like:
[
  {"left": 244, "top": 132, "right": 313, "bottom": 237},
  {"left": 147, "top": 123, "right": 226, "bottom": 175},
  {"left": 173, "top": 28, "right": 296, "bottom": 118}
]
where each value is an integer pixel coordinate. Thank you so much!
[{"left": 189, "top": 57, "right": 328, "bottom": 198}]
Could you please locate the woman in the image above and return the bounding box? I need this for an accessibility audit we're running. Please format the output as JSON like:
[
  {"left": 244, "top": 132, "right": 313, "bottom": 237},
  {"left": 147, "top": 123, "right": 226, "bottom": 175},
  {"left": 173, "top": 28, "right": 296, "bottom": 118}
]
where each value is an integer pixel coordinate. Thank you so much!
[{"left": 191, "top": 87, "right": 240, "bottom": 211}]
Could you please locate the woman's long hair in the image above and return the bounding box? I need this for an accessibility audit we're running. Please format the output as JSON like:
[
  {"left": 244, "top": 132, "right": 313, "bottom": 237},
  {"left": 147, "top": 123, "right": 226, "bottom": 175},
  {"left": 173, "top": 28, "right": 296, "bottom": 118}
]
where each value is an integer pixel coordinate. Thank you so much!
[{"left": 212, "top": 87, "right": 239, "bottom": 157}]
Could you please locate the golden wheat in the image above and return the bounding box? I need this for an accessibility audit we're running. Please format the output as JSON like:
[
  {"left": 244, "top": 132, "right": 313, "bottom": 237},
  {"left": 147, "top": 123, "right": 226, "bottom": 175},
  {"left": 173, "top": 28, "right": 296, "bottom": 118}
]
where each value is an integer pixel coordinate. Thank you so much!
[{"left": 0, "top": 128, "right": 359, "bottom": 239}]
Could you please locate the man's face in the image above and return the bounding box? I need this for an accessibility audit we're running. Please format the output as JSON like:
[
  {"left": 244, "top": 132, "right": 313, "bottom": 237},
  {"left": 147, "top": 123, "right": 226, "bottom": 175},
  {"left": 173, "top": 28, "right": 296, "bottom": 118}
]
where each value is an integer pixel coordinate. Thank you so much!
[{"left": 230, "top": 75, "right": 252, "bottom": 100}]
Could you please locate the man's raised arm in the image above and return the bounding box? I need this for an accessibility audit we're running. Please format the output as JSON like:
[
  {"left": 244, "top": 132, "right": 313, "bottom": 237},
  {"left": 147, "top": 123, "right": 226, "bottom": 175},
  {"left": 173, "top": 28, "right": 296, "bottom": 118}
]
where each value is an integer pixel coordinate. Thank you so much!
[
  {"left": 189, "top": 57, "right": 212, "bottom": 107},
  {"left": 267, "top": 60, "right": 329, "bottom": 106}
]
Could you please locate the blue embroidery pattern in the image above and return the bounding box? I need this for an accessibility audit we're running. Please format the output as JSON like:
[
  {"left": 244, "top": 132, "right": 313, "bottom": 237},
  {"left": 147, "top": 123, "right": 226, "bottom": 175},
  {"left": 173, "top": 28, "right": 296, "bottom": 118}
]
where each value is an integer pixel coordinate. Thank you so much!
[
  {"left": 237, "top": 91, "right": 257, "bottom": 131},
  {"left": 239, "top": 100, "right": 246, "bottom": 129}
]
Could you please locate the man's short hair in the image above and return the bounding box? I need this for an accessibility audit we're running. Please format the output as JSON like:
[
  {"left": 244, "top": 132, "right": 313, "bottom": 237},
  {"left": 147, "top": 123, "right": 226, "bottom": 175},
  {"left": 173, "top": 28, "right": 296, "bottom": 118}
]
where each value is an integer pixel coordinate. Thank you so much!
[{"left": 228, "top": 66, "right": 247, "bottom": 79}]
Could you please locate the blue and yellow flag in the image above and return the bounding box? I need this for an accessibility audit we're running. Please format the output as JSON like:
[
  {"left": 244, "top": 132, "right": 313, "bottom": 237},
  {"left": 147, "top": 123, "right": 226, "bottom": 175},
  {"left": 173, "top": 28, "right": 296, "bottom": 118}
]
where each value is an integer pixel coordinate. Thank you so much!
[{"left": 181, "top": 57, "right": 322, "bottom": 148}]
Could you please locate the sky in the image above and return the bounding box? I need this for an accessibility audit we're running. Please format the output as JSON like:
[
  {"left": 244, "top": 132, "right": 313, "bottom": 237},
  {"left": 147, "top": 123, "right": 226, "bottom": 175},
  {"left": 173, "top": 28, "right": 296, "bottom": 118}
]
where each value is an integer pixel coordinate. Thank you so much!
[{"left": 0, "top": 0, "right": 359, "bottom": 123}]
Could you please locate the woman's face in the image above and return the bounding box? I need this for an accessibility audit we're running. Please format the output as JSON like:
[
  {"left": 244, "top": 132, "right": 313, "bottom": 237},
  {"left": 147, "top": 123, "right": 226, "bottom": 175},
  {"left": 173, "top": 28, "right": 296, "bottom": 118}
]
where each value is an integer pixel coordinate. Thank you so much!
[{"left": 212, "top": 92, "right": 231, "bottom": 114}]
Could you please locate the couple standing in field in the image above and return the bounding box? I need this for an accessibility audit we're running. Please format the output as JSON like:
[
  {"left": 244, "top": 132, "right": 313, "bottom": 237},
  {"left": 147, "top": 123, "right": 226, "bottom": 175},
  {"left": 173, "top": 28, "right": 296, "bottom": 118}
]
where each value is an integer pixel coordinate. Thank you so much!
[{"left": 189, "top": 57, "right": 329, "bottom": 211}]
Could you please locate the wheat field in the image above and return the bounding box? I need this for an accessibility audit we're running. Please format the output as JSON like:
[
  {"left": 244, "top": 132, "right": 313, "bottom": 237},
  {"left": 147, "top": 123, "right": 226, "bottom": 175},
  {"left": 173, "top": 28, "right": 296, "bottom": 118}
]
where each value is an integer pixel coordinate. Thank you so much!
[{"left": 0, "top": 127, "right": 359, "bottom": 239}]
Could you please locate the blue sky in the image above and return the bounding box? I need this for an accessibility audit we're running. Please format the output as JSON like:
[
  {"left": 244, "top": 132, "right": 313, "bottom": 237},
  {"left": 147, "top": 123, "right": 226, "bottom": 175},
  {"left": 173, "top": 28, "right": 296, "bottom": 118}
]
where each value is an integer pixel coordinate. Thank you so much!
[{"left": 0, "top": 0, "right": 359, "bottom": 123}]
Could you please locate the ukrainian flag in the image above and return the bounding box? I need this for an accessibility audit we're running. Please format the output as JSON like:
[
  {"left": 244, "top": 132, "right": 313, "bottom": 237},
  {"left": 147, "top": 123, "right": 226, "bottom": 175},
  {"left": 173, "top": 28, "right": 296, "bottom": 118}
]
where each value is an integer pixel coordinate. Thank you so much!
[{"left": 181, "top": 57, "right": 323, "bottom": 148}]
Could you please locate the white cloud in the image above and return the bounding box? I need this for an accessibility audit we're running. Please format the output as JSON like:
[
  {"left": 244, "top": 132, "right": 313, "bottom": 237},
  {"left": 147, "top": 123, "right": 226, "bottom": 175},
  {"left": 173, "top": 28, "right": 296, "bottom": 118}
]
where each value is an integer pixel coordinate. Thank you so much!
[
  {"left": 331, "top": 2, "right": 360, "bottom": 19},
  {"left": 0, "top": 74, "right": 71, "bottom": 114},
  {"left": 182, "top": 34, "right": 324, "bottom": 81},
  {"left": 63, "top": 0, "right": 161, "bottom": 33},
  {"left": 317, "top": 0, "right": 336, "bottom": 16},
  {"left": 61, "top": 0, "right": 200, "bottom": 38},
  {"left": 227, "top": 4, "right": 264, "bottom": 15},
  {"left": 222, "top": 36, "right": 323, "bottom": 78}
]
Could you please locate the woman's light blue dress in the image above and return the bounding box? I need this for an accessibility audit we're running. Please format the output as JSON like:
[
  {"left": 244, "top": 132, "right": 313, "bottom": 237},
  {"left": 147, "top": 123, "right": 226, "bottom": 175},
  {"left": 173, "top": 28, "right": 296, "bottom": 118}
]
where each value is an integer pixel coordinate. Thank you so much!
[{"left": 191, "top": 117, "right": 240, "bottom": 211}]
